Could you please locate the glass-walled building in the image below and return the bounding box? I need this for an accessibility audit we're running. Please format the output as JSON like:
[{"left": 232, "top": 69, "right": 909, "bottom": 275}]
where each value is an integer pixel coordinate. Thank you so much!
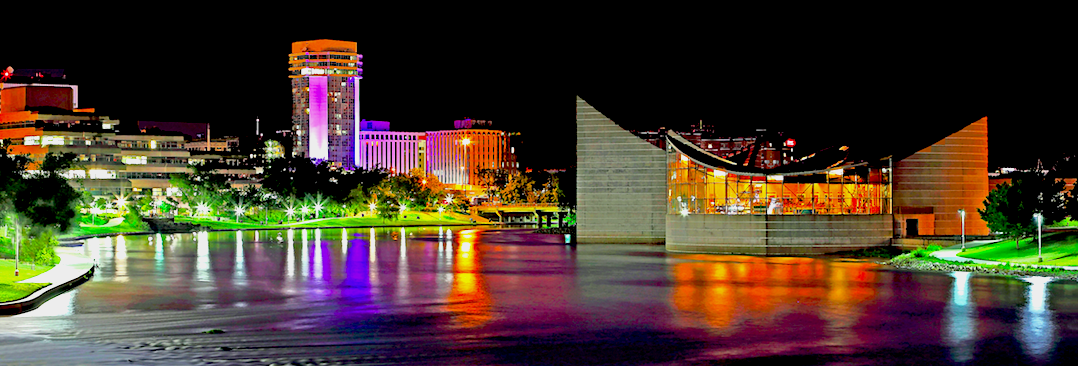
[{"left": 667, "top": 132, "right": 891, "bottom": 217}]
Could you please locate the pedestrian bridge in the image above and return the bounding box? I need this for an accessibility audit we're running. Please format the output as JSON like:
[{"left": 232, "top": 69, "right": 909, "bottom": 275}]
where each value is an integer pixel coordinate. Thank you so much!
[{"left": 471, "top": 204, "right": 570, "bottom": 225}]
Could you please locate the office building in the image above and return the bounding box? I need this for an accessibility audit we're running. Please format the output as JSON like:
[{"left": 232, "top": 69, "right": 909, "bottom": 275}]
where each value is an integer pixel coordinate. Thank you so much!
[
  {"left": 425, "top": 118, "right": 516, "bottom": 190},
  {"left": 289, "top": 39, "right": 362, "bottom": 167}
]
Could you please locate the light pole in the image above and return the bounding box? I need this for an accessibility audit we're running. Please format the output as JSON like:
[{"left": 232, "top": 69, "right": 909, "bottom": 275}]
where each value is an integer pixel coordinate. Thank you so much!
[
  {"left": 234, "top": 204, "right": 244, "bottom": 223},
  {"left": 958, "top": 209, "right": 966, "bottom": 251},
  {"left": 461, "top": 137, "right": 471, "bottom": 189},
  {"left": 1035, "top": 213, "right": 1043, "bottom": 262}
]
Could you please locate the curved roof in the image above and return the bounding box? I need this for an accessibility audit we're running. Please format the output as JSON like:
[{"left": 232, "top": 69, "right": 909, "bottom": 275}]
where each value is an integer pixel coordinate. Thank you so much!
[{"left": 665, "top": 125, "right": 961, "bottom": 176}]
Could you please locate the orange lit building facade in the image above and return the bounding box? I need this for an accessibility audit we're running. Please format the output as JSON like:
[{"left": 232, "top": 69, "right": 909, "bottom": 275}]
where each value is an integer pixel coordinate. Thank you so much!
[
  {"left": 1, "top": 86, "right": 190, "bottom": 198},
  {"left": 425, "top": 128, "right": 516, "bottom": 190}
]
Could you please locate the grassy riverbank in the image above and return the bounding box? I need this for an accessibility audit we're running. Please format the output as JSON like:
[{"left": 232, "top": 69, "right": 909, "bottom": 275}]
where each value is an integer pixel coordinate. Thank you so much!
[
  {"left": 0, "top": 260, "right": 53, "bottom": 302},
  {"left": 62, "top": 217, "right": 151, "bottom": 238},
  {"left": 60, "top": 211, "right": 493, "bottom": 239},
  {"left": 175, "top": 211, "right": 488, "bottom": 230},
  {"left": 957, "top": 231, "right": 1078, "bottom": 265},
  {"left": 888, "top": 245, "right": 1078, "bottom": 279}
]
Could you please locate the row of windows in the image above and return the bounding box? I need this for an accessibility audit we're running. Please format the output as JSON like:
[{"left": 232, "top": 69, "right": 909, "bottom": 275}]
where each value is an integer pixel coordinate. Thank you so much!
[
  {"left": 18, "top": 136, "right": 185, "bottom": 150},
  {"left": 290, "top": 54, "right": 359, "bottom": 61},
  {"left": 290, "top": 68, "right": 360, "bottom": 76},
  {"left": 290, "top": 61, "right": 359, "bottom": 67},
  {"left": 358, "top": 134, "right": 419, "bottom": 141}
]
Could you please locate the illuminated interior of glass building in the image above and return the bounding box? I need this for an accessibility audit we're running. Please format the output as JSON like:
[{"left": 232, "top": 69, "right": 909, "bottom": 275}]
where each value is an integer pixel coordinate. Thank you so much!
[{"left": 667, "top": 136, "right": 892, "bottom": 216}]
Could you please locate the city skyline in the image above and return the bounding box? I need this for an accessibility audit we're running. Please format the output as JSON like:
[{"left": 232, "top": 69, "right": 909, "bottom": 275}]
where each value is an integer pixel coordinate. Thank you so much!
[{"left": 4, "top": 15, "right": 1010, "bottom": 170}]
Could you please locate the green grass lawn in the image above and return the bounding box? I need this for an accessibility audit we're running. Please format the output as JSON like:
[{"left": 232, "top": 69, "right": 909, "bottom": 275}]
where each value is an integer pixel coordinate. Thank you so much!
[
  {"left": 0, "top": 260, "right": 53, "bottom": 302},
  {"left": 61, "top": 217, "right": 150, "bottom": 238},
  {"left": 958, "top": 231, "right": 1078, "bottom": 266}
]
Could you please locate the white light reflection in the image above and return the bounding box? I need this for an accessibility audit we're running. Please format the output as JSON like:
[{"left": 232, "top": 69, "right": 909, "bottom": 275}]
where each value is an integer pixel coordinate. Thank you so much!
[
  {"left": 17, "top": 288, "right": 77, "bottom": 319},
  {"left": 342, "top": 228, "right": 348, "bottom": 257},
  {"left": 114, "top": 235, "right": 128, "bottom": 282},
  {"left": 301, "top": 230, "right": 309, "bottom": 277},
  {"left": 369, "top": 228, "right": 376, "bottom": 263},
  {"left": 286, "top": 233, "right": 295, "bottom": 280},
  {"left": 154, "top": 235, "right": 164, "bottom": 265},
  {"left": 235, "top": 231, "right": 246, "bottom": 283},
  {"left": 369, "top": 227, "right": 379, "bottom": 288},
  {"left": 85, "top": 237, "right": 102, "bottom": 265},
  {"left": 945, "top": 271, "right": 976, "bottom": 363},
  {"left": 196, "top": 231, "right": 210, "bottom": 282},
  {"left": 1019, "top": 276, "right": 1056, "bottom": 360}
]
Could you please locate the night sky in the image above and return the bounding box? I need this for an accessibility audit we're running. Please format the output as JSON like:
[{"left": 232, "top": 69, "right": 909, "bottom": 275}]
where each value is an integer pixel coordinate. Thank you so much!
[{"left": 4, "top": 12, "right": 1021, "bottom": 170}]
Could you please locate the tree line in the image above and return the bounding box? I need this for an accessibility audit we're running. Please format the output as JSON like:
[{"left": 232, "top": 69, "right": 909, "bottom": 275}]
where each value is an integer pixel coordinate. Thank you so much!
[
  {"left": 168, "top": 158, "right": 569, "bottom": 223},
  {"left": 980, "top": 172, "right": 1078, "bottom": 248}
]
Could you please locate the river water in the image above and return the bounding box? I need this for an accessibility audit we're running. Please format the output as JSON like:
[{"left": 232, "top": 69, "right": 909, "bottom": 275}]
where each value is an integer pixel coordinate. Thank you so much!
[{"left": 3, "top": 227, "right": 1078, "bottom": 365}]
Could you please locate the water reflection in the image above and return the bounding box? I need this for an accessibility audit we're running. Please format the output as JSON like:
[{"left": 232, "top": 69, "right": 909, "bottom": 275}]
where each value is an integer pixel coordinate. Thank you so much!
[
  {"left": 671, "top": 255, "right": 877, "bottom": 343},
  {"left": 314, "top": 229, "right": 323, "bottom": 281},
  {"left": 1019, "top": 276, "right": 1055, "bottom": 360},
  {"left": 447, "top": 229, "right": 492, "bottom": 328},
  {"left": 234, "top": 231, "right": 246, "bottom": 284},
  {"left": 114, "top": 235, "right": 127, "bottom": 282},
  {"left": 945, "top": 271, "right": 976, "bottom": 363},
  {"left": 196, "top": 231, "right": 210, "bottom": 283},
  {"left": 397, "top": 227, "right": 409, "bottom": 301}
]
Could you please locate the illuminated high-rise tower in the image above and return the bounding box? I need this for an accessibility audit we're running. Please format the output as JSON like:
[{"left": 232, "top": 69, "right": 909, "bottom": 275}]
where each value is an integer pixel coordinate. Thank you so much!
[{"left": 289, "top": 40, "right": 362, "bottom": 166}]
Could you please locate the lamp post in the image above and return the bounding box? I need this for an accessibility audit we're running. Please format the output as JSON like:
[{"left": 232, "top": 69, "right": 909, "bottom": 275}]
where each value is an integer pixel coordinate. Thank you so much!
[
  {"left": 958, "top": 209, "right": 966, "bottom": 251},
  {"left": 461, "top": 137, "right": 471, "bottom": 188},
  {"left": 1035, "top": 213, "right": 1043, "bottom": 262}
]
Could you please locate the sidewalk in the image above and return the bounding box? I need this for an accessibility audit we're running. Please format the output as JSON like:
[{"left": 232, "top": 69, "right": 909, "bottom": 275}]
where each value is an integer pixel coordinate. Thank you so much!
[
  {"left": 0, "top": 247, "right": 96, "bottom": 315},
  {"left": 931, "top": 239, "right": 1078, "bottom": 271}
]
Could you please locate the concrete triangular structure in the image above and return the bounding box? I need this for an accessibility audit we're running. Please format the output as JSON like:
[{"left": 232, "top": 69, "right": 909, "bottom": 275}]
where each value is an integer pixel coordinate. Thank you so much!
[{"left": 575, "top": 96, "right": 666, "bottom": 244}]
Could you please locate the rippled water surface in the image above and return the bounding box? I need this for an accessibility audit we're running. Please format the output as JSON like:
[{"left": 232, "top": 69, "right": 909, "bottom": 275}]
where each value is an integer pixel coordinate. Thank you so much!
[{"left": 4, "top": 227, "right": 1078, "bottom": 365}]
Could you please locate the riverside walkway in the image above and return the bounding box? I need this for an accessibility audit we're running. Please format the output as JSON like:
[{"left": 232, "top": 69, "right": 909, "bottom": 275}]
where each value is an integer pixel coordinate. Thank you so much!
[{"left": 0, "top": 247, "right": 96, "bottom": 315}]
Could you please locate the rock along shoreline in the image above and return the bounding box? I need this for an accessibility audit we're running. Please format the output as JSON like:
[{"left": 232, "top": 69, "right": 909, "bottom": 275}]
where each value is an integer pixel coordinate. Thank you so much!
[{"left": 888, "top": 257, "right": 1078, "bottom": 280}]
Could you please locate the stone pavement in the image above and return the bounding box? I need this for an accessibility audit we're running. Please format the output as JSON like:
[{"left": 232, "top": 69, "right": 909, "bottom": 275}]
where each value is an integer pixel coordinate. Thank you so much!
[
  {"left": 0, "top": 247, "right": 95, "bottom": 315},
  {"left": 931, "top": 239, "right": 1078, "bottom": 271}
]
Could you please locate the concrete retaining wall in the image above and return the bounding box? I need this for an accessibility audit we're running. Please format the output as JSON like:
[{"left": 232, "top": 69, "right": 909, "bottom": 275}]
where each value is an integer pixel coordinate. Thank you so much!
[{"left": 666, "top": 214, "right": 893, "bottom": 255}]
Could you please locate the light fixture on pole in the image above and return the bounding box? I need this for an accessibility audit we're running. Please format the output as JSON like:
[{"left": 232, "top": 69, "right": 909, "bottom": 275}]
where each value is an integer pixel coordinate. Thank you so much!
[
  {"left": 958, "top": 209, "right": 966, "bottom": 251},
  {"left": 1035, "top": 212, "right": 1043, "bottom": 262}
]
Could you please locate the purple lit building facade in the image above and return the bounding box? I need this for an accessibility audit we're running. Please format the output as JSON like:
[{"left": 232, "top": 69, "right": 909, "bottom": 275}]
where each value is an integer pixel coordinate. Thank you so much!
[
  {"left": 355, "top": 120, "right": 424, "bottom": 174},
  {"left": 289, "top": 40, "right": 362, "bottom": 167}
]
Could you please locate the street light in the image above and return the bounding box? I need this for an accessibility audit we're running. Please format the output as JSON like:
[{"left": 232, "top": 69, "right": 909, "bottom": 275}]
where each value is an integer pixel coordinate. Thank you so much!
[
  {"left": 1035, "top": 212, "right": 1044, "bottom": 262},
  {"left": 958, "top": 209, "right": 966, "bottom": 251},
  {"left": 461, "top": 137, "right": 471, "bottom": 188},
  {"left": 234, "top": 204, "right": 244, "bottom": 223}
]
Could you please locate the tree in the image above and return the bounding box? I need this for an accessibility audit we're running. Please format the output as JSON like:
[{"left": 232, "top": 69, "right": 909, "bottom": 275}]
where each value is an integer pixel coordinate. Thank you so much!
[
  {"left": 979, "top": 173, "right": 1073, "bottom": 249},
  {"left": 500, "top": 172, "right": 536, "bottom": 204},
  {"left": 477, "top": 168, "right": 510, "bottom": 202},
  {"left": 538, "top": 174, "right": 563, "bottom": 204},
  {"left": 1, "top": 145, "right": 81, "bottom": 272}
]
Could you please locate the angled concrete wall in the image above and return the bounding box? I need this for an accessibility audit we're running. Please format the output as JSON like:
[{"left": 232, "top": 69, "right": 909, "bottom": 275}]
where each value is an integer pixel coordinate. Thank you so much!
[
  {"left": 576, "top": 96, "right": 666, "bottom": 244},
  {"left": 894, "top": 117, "right": 989, "bottom": 236}
]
